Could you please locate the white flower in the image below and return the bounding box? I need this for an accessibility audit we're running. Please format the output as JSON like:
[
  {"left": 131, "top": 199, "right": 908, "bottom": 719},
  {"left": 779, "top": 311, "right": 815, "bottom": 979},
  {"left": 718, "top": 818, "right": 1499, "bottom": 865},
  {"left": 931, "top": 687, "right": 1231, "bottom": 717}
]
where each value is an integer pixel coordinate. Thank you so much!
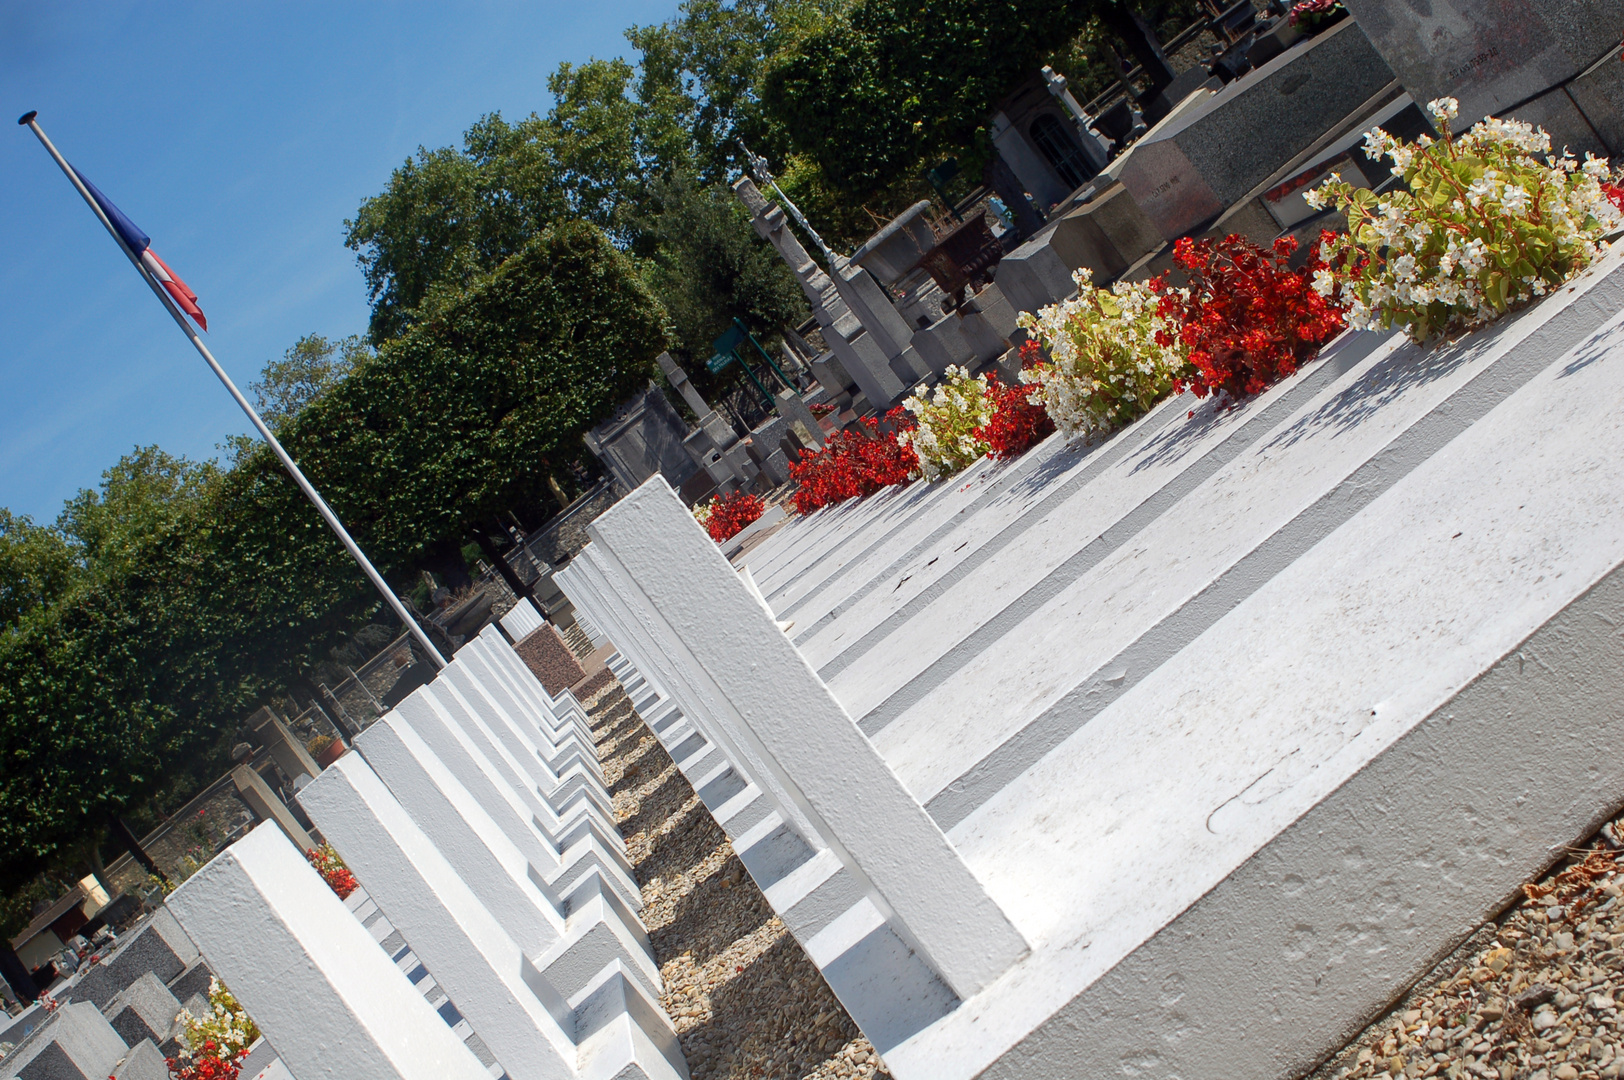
[{"left": 1427, "top": 96, "right": 1460, "bottom": 122}]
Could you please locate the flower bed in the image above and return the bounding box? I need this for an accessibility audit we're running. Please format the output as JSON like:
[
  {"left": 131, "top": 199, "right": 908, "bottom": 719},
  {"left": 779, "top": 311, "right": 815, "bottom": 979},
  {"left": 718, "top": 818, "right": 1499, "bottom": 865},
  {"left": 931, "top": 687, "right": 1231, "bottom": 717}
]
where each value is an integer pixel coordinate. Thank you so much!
[
  {"left": 1312, "top": 97, "right": 1623, "bottom": 342},
  {"left": 981, "top": 369, "right": 1055, "bottom": 460},
  {"left": 699, "top": 491, "right": 765, "bottom": 543},
  {"left": 896, "top": 365, "right": 995, "bottom": 481},
  {"left": 167, "top": 978, "right": 260, "bottom": 1080},
  {"left": 1154, "top": 233, "right": 1346, "bottom": 399},
  {"left": 307, "top": 842, "right": 357, "bottom": 900},
  {"left": 788, "top": 419, "right": 917, "bottom": 515},
  {"left": 1017, "top": 273, "right": 1188, "bottom": 442}
]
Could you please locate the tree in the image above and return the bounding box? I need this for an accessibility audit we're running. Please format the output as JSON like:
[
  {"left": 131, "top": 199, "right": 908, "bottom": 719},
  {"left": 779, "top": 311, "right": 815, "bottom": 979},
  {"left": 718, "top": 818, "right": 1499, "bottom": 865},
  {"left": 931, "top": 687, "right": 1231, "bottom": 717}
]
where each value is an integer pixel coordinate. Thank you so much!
[
  {"left": 0, "top": 511, "right": 75, "bottom": 630},
  {"left": 759, "top": 0, "right": 1091, "bottom": 201},
  {"left": 636, "top": 169, "right": 807, "bottom": 367},
  {"left": 626, "top": 0, "right": 838, "bottom": 183},
  {"left": 345, "top": 113, "right": 573, "bottom": 342},
  {"left": 249, "top": 334, "right": 373, "bottom": 427},
  {"left": 273, "top": 222, "right": 672, "bottom": 566}
]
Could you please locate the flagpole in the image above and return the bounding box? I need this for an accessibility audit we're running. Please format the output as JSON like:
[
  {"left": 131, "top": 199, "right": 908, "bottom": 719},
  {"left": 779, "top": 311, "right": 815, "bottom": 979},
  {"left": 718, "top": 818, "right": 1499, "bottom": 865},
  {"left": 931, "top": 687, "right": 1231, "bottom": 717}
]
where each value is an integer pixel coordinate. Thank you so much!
[{"left": 18, "top": 110, "right": 447, "bottom": 669}]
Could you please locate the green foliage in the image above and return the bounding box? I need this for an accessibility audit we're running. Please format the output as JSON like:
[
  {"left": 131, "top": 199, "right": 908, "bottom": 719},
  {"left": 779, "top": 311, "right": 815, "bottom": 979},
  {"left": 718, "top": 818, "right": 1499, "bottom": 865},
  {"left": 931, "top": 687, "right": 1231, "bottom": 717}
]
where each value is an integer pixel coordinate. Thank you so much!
[
  {"left": 250, "top": 334, "right": 373, "bottom": 427},
  {"left": 636, "top": 170, "right": 807, "bottom": 365},
  {"left": 0, "top": 511, "right": 75, "bottom": 629},
  {"left": 626, "top": 0, "right": 841, "bottom": 183},
  {"left": 759, "top": 0, "right": 1091, "bottom": 201},
  {"left": 276, "top": 222, "right": 672, "bottom": 569},
  {"left": 0, "top": 226, "right": 666, "bottom": 895},
  {"left": 345, "top": 113, "right": 575, "bottom": 342}
]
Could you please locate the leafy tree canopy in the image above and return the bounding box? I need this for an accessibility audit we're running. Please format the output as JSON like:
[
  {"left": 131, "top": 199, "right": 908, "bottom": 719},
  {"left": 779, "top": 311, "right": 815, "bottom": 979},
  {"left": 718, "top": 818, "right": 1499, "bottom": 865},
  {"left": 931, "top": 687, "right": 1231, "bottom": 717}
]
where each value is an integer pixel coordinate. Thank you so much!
[
  {"left": 250, "top": 334, "right": 374, "bottom": 427},
  {"left": 636, "top": 169, "right": 808, "bottom": 370},
  {"left": 759, "top": 0, "right": 1094, "bottom": 200}
]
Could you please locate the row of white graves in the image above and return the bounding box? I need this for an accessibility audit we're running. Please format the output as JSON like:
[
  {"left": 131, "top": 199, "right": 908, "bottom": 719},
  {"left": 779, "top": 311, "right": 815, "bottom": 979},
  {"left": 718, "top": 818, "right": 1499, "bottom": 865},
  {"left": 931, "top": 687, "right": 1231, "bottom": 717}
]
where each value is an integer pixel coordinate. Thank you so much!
[
  {"left": 554, "top": 241, "right": 1624, "bottom": 1080},
  {"left": 162, "top": 626, "right": 686, "bottom": 1080}
]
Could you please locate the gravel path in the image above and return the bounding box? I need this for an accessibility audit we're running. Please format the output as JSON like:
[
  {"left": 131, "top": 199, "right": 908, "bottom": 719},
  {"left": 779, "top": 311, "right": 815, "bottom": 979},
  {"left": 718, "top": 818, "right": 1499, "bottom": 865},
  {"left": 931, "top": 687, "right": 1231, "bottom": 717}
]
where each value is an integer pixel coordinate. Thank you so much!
[
  {"left": 580, "top": 679, "right": 894, "bottom": 1080},
  {"left": 1309, "top": 814, "right": 1624, "bottom": 1080}
]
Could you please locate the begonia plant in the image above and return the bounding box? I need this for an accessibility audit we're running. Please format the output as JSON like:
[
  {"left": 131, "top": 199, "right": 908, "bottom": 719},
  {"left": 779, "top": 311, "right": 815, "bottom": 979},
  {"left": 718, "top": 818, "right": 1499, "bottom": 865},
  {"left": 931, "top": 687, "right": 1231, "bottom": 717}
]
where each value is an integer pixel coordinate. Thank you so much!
[
  {"left": 787, "top": 419, "right": 916, "bottom": 514},
  {"left": 1017, "top": 271, "right": 1188, "bottom": 442},
  {"left": 1310, "top": 97, "right": 1623, "bottom": 343},
  {"left": 1152, "top": 233, "right": 1346, "bottom": 399},
  {"left": 306, "top": 842, "right": 357, "bottom": 900},
  {"left": 896, "top": 365, "right": 994, "bottom": 481},
  {"left": 978, "top": 369, "right": 1055, "bottom": 460},
  {"left": 167, "top": 978, "right": 259, "bottom": 1080},
  {"left": 701, "top": 491, "right": 765, "bottom": 543}
]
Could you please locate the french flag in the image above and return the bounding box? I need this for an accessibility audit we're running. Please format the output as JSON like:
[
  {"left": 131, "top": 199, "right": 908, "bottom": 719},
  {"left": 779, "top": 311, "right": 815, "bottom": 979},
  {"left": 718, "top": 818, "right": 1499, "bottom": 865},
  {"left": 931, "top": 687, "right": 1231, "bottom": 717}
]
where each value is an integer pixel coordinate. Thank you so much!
[{"left": 70, "top": 166, "right": 207, "bottom": 331}]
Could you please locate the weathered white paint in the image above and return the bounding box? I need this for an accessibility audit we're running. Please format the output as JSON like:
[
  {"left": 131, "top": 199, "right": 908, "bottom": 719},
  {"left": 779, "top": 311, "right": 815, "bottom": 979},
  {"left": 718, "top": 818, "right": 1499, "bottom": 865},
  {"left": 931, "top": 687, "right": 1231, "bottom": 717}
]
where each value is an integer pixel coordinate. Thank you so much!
[
  {"left": 586, "top": 480, "right": 1028, "bottom": 1000},
  {"left": 166, "top": 824, "right": 490, "bottom": 1080},
  {"left": 886, "top": 261, "right": 1624, "bottom": 1080},
  {"left": 298, "top": 755, "right": 579, "bottom": 1080}
]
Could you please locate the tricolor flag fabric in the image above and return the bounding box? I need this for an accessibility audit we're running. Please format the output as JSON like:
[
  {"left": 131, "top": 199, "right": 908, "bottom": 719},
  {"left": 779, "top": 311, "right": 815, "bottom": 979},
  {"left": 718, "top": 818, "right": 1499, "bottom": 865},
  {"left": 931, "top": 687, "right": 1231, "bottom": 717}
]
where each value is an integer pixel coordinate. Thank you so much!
[{"left": 70, "top": 166, "right": 207, "bottom": 331}]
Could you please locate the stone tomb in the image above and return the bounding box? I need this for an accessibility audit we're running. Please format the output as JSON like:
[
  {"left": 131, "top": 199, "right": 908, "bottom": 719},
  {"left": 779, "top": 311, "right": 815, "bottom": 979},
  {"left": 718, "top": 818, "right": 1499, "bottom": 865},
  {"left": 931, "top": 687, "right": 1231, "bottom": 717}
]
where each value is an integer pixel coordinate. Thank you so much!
[
  {"left": 1343, "top": 0, "right": 1624, "bottom": 144},
  {"left": 1118, "top": 17, "right": 1396, "bottom": 240},
  {"left": 555, "top": 241, "right": 1624, "bottom": 1078}
]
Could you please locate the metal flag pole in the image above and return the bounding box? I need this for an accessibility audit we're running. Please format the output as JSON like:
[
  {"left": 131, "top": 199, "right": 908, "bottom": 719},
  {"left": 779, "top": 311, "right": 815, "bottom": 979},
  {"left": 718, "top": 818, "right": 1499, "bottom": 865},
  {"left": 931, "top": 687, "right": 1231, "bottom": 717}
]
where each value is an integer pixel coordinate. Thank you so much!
[{"left": 18, "top": 110, "right": 447, "bottom": 669}]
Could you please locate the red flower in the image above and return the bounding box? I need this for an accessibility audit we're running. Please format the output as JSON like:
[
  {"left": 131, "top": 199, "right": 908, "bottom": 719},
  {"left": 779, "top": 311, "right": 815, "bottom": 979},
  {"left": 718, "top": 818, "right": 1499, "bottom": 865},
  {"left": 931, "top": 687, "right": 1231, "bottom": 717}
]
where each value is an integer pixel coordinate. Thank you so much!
[
  {"left": 1153, "top": 233, "right": 1345, "bottom": 401},
  {"left": 787, "top": 418, "right": 916, "bottom": 514},
  {"left": 306, "top": 845, "right": 358, "bottom": 900},
  {"left": 976, "top": 368, "right": 1054, "bottom": 460},
  {"left": 1604, "top": 183, "right": 1624, "bottom": 214},
  {"left": 704, "top": 491, "right": 765, "bottom": 542}
]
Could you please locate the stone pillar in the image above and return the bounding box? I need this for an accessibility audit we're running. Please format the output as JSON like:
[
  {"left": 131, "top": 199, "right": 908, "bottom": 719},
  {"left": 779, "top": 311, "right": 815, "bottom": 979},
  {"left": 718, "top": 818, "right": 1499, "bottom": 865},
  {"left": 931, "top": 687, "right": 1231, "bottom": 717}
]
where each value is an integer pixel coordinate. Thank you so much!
[
  {"left": 655, "top": 351, "right": 711, "bottom": 418},
  {"left": 247, "top": 706, "right": 320, "bottom": 785},
  {"left": 732, "top": 178, "right": 908, "bottom": 410},
  {"left": 166, "top": 823, "right": 492, "bottom": 1080},
  {"left": 775, "top": 389, "right": 826, "bottom": 450},
  {"left": 586, "top": 478, "right": 1029, "bottom": 1000},
  {"left": 230, "top": 764, "right": 314, "bottom": 852}
]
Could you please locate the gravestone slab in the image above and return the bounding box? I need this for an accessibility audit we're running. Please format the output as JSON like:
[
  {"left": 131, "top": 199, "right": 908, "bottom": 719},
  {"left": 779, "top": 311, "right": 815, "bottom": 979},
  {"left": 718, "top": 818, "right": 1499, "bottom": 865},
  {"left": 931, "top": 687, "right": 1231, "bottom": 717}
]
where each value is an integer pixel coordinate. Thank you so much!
[
  {"left": 163, "top": 961, "right": 211, "bottom": 1008},
  {"left": 1119, "top": 18, "right": 1395, "bottom": 239},
  {"left": 1342, "top": 0, "right": 1624, "bottom": 129},
  {"left": 166, "top": 824, "right": 491, "bottom": 1080},
  {"left": 583, "top": 388, "right": 700, "bottom": 494},
  {"left": 104, "top": 973, "right": 179, "bottom": 1049},
  {"left": 69, "top": 909, "right": 197, "bottom": 1010},
  {"left": 109, "top": 1040, "right": 166, "bottom": 1080},
  {"left": 1567, "top": 48, "right": 1624, "bottom": 156},
  {"left": 1, "top": 1003, "right": 126, "bottom": 1080}
]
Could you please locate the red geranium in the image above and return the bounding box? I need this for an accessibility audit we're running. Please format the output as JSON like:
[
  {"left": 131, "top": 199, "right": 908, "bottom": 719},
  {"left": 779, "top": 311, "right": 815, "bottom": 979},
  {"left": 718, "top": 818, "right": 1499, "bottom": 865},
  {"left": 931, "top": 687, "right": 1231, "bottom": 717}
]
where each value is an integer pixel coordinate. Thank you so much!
[
  {"left": 1604, "top": 182, "right": 1624, "bottom": 215},
  {"left": 167, "top": 1050, "right": 247, "bottom": 1080},
  {"left": 704, "top": 491, "right": 765, "bottom": 542},
  {"left": 306, "top": 844, "right": 357, "bottom": 900},
  {"left": 1152, "top": 233, "right": 1345, "bottom": 401},
  {"left": 788, "top": 417, "right": 916, "bottom": 514},
  {"left": 976, "top": 366, "right": 1054, "bottom": 460}
]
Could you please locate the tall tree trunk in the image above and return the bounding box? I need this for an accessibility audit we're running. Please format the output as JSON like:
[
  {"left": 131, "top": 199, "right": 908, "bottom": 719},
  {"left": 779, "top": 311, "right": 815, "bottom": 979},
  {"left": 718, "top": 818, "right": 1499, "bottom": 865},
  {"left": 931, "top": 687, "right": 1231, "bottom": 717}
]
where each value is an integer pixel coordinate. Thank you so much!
[
  {"left": 472, "top": 528, "right": 542, "bottom": 617},
  {"left": 111, "top": 816, "right": 168, "bottom": 885},
  {"left": 1101, "top": 2, "right": 1176, "bottom": 99}
]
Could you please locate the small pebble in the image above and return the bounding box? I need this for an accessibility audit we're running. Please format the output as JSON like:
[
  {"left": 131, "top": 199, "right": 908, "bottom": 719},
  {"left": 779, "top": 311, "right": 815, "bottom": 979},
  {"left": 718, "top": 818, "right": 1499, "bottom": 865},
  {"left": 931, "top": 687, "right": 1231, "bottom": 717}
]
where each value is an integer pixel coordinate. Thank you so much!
[
  {"left": 573, "top": 676, "right": 891, "bottom": 1080},
  {"left": 1307, "top": 814, "right": 1624, "bottom": 1080}
]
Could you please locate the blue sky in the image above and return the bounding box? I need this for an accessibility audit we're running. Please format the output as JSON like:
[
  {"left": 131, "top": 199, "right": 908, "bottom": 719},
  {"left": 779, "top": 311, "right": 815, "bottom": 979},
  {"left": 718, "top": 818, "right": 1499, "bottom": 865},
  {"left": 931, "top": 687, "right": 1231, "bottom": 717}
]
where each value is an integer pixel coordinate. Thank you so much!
[{"left": 1, "top": 0, "right": 677, "bottom": 524}]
